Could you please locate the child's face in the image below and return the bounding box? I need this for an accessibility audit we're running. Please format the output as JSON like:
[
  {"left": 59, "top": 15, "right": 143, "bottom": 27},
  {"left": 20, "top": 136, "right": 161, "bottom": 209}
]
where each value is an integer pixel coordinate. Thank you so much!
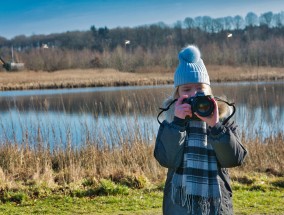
[{"left": 178, "top": 83, "right": 211, "bottom": 98}]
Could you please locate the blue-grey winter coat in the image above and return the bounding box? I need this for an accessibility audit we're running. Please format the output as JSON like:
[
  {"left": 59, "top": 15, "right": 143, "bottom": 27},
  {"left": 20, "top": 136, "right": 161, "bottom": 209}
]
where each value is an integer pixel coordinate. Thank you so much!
[{"left": 154, "top": 117, "right": 248, "bottom": 215}]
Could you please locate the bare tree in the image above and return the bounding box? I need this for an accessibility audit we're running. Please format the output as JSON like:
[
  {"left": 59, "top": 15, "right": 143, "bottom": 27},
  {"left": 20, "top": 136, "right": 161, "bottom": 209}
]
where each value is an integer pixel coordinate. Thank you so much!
[
  {"left": 233, "top": 15, "right": 245, "bottom": 30},
  {"left": 202, "top": 16, "right": 213, "bottom": 32},
  {"left": 194, "top": 16, "right": 203, "bottom": 30},
  {"left": 173, "top": 21, "right": 184, "bottom": 46},
  {"left": 184, "top": 17, "right": 195, "bottom": 29},
  {"left": 272, "top": 12, "right": 284, "bottom": 28},
  {"left": 260, "top": 12, "right": 273, "bottom": 27},
  {"left": 223, "top": 16, "right": 234, "bottom": 30},
  {"left": 245, "top": 12, "right": 259, "bottom": 27},
  {"left": 212, "top": 18, "right": 225, "bottom": 33}
]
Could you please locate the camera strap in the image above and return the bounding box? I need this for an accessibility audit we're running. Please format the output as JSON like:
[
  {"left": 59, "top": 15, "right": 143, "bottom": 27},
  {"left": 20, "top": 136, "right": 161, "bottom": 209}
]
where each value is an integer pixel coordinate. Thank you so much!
[
  {"left": 157, "top": 99, "right": 177, "bottom": 125},
  {"left": 157, "top": 97, "right": 236, "bottom": 125},
  {"left": 214, "top": 97, "right": 236, "bottom": 125}
]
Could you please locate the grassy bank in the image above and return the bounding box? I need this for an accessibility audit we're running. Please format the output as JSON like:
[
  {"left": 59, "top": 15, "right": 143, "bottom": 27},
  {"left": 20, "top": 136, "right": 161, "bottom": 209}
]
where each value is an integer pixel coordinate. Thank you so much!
[
  {"left": 0, "top": 134, "right": 283, "bottom": 214},
  {"left": 0, "top": 173, "right": 283, "bottom": 215},
  {"left": 0, "top": 65, "right": 283, "bottom": 91}
]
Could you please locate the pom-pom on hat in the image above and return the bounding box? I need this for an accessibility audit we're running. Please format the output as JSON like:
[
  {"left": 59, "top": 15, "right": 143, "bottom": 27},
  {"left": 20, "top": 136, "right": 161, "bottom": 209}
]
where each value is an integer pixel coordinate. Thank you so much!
[{"left": 174, "top": 45, "right": 210, "bottom": 87}]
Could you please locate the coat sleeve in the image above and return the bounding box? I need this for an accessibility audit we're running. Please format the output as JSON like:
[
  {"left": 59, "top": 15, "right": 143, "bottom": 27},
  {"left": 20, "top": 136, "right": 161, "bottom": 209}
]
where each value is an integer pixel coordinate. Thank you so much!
[
  {"left": 209, "top": 121, "right": 248, "bottom": 168},
  {"left": 154, "top": 118, "right": 186, "bottom": 169}
]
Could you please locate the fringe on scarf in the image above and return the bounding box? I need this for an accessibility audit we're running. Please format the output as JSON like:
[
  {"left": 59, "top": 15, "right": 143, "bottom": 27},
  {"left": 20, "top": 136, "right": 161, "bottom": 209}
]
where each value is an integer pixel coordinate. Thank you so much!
[{"left": 171, "top": 184, "right": 221, "bottom": 215}]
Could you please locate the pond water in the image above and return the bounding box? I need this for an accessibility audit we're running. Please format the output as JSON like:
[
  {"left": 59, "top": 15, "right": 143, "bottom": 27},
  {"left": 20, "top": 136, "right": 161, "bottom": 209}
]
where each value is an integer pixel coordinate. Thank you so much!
[{"left": 0, "top": 81, "right": 283, "bottom": 148}]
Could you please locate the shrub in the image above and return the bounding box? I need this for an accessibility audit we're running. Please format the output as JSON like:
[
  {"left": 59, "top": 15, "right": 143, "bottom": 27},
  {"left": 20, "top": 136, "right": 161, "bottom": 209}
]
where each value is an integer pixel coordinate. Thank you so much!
[
  {"left": 110, "top": 171, "right": 149, "bottom": 189},
  {"left": 0, "top": 191, "right": 28, "bottom": 204},
  {"left": 271, "top": 178, "right": 284, "bottom": 188},
  {"left": 96, "top": 179, "right": 129, "bottom": 196}
]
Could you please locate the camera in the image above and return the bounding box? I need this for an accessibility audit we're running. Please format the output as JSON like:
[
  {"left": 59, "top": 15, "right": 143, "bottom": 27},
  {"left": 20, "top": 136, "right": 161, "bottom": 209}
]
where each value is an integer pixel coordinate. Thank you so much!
[{"left": 182, "top": 92, "right": 215, "bottom": 118}]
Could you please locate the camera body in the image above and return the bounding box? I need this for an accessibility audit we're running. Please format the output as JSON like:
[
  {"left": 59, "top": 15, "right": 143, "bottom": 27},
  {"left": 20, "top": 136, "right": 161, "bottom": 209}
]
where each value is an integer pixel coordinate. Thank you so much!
[{"left": 182, "top": 92, "right": 215, "bottom": 118}]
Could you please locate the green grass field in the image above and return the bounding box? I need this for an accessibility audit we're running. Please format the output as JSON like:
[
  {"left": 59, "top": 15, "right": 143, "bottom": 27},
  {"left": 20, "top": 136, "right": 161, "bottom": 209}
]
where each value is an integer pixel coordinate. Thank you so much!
[{"left": 0, "top": 174, "right": 283, "bottom": 215}]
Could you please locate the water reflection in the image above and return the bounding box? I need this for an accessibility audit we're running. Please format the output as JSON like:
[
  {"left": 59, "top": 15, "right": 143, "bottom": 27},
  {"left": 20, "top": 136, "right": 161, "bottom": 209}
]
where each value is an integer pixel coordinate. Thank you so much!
[
  {"left": 0, "top": 81, "right": 283, "bottom": 147},
  {"left": 0, "top": 85, "right": 164, "bottom": 115}
]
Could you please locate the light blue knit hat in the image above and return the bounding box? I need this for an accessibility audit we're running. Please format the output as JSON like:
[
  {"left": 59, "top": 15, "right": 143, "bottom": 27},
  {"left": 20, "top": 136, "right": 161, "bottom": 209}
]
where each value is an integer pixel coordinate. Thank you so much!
[{"left": 174, "top": 45, "right": 210, "bottom": 87}]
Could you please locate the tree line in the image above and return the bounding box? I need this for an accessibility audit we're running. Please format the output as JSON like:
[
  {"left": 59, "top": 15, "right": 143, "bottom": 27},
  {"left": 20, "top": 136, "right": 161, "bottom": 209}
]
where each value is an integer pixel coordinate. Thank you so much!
[{"left": 0, "top": 11, "right": 284, "bottom": 72}]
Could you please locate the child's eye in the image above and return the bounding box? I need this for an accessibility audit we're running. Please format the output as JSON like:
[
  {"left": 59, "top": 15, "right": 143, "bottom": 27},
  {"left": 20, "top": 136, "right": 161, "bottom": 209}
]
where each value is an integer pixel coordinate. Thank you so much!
[{"left": 198, "top": 86, "right": 206, "bottom": 91}]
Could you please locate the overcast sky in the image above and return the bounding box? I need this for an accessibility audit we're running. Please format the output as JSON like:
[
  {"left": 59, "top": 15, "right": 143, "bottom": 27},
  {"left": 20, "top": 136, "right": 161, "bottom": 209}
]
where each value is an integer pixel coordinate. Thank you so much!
[{"left": 0, "top": 0, "right": 283, "bottom": 39}]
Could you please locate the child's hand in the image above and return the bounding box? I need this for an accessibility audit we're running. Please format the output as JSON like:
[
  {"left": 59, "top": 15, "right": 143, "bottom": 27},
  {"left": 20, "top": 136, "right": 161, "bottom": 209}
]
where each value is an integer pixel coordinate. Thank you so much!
[
  {"left": 195, "top": 98, "right": 219, "bottom": 127},
  {"left": 174, "top": 95, "right": 192, "bottom": 119}
]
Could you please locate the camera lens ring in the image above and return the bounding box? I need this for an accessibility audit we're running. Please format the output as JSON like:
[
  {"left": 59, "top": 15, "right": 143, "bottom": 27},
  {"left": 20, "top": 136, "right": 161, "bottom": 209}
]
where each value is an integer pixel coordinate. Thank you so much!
[{"left": 192, "top": 96, "right": 215, "bottom": 117}]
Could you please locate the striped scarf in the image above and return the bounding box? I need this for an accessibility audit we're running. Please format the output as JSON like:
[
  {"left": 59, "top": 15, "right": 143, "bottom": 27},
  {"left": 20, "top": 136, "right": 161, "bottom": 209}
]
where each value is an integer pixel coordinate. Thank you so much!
[{"left": 171, "top": 120, "right": 221, "bottom": 215}]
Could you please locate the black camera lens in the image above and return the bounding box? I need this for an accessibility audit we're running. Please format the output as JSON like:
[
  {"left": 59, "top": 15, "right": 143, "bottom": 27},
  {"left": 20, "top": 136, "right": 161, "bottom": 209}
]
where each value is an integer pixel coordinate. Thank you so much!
[
  {"left": 182, "top": 93, "right": 215, "bottom": 118},
  {"left": 192, "top": 96, "right": 214, "bottom": 117}
]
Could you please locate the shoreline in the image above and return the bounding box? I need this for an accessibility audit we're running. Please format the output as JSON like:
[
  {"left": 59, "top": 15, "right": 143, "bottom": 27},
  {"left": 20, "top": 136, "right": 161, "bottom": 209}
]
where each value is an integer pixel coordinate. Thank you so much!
[{"left": 0, "top": 65, "right": 283, "bottom": 91}]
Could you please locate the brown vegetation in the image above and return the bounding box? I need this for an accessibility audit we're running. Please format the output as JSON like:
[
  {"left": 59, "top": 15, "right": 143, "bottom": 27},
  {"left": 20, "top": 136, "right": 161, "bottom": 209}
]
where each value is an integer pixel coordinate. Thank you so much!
[
  {"left": 230, "top": 133, "right": 284, "bottom": 177},
  {"left": 0, "top": 65, "right": 283, "bottom": 91},
  {"left": 0, "top": 132, "right": 283, "bottom": 190}
]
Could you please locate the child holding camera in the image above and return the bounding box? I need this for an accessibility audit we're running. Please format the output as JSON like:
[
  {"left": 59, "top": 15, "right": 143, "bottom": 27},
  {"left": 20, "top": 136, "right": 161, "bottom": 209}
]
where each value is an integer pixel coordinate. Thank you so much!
[{"left": 154, "top": 45, "right": 247, "bottom": 215}]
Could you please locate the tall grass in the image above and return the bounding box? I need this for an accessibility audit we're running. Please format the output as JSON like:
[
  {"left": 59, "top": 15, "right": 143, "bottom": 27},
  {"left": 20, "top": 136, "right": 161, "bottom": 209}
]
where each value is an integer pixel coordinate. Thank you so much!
[
  {"left": 0, "top": 121, "right": 283, "bottom": 190},
  {"left": 240, "top": 133, "right": 284, "bottom": 175}
]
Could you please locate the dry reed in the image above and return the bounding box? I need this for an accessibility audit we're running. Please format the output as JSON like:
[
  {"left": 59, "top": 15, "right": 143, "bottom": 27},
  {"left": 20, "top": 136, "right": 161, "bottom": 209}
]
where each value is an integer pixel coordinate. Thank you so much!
[
  {"left": 0, "top": 117, "right": 283, "bottom": 190},
  {"left": 0, "top": 65, "right": 283, "bottom": 91}
]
